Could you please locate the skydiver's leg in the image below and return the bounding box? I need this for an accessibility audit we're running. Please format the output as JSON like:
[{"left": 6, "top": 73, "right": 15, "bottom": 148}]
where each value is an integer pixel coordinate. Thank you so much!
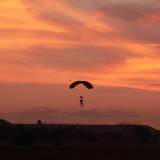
[
  {"left": 80, "top": 100, "right": 83, "bottom": 108},
  {"left": 82, "top": 101, "right": 84, "bottom": 107}
]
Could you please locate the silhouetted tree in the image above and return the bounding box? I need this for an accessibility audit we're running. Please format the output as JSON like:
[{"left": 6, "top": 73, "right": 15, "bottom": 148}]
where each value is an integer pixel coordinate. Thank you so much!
[{"left": 37, "top": 120, "right": 42, "bottom": 125}]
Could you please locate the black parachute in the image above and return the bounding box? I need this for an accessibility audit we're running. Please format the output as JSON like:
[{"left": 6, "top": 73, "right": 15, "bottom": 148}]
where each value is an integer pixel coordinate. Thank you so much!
[{"left": 69, "top": 81, "right": 93, "bottom": 89}]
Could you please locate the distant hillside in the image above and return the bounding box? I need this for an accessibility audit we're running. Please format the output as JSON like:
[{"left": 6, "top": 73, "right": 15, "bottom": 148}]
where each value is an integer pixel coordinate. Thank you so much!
[{"left": 0, "top": 119, "right": 160, "bottom": 147}]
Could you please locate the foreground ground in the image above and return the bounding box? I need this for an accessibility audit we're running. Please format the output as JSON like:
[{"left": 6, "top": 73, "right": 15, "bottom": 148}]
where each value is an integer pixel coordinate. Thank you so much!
[{"left": 0, "top": 145, "right": 160, "bottom": 160}]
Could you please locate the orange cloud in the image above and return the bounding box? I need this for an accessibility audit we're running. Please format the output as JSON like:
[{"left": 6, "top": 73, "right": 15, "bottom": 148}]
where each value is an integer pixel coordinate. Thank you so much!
[{"left": 0, "top": 0, "right": 160, "bottom": 92}]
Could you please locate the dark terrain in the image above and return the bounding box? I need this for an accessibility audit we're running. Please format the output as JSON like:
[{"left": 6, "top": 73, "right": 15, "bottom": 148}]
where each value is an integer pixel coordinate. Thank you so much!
[{"left": 0, "top": 119, "right": 160, "bottom": 159}]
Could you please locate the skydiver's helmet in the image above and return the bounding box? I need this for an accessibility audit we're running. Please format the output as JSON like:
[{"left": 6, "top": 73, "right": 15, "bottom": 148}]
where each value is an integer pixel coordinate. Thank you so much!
[{"left": 80, "top": 96, "right": 83, "bottom": 99}]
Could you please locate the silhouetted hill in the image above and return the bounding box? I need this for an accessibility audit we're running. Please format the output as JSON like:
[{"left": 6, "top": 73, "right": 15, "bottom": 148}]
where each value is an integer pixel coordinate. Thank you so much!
[
  {"left": 0, "top": 119, "right": 160, "bottom": 159},
  {"left": 0, "top": 119, "right": 12, "bottom": 127},
  {"left": 0, "top": 119, "right": 159, "bottom": 146}
]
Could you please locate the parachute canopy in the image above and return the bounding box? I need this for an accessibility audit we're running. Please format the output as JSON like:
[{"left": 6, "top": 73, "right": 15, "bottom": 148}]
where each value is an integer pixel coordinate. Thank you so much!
[{"left": 69, "top": 81, "right": 93, "bottom": 89}]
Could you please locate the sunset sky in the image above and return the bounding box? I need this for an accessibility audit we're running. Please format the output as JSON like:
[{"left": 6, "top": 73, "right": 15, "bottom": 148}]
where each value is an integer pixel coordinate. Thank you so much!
[{"left": 0, "top": 0, "right": 160, "bottom": 127}]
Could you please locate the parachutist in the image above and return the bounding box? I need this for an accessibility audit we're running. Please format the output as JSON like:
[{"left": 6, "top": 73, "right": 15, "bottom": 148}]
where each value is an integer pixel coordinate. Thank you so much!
[
  {"left": 69, "top": 81, "right": 93, "bottom": 108},
  {"left": 80, "top": 96, "right": 85, "bottom": 108}
]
